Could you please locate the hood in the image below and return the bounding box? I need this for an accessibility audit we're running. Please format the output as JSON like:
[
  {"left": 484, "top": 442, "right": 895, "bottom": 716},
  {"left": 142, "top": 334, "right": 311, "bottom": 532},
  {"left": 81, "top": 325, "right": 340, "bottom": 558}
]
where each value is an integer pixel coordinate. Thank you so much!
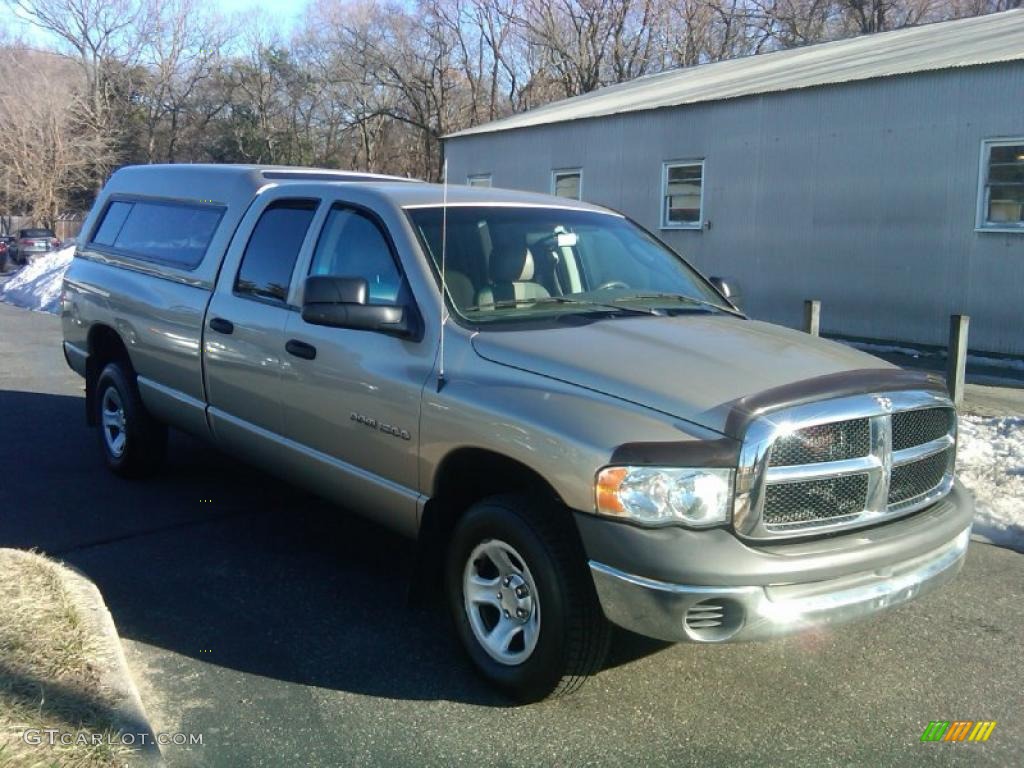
[{"left": 471, "top": 315, "right": 916, "bottom": 438}]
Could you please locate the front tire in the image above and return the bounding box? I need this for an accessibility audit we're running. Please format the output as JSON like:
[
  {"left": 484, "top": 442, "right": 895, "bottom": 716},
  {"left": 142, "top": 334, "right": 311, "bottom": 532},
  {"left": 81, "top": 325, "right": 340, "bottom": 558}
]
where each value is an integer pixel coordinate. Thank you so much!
[
  {"left": 95, "top": 362, "right": 167, "bottom": 478},
  {"left": 446, "top": 494, "right": 611, "bottom": 702}
]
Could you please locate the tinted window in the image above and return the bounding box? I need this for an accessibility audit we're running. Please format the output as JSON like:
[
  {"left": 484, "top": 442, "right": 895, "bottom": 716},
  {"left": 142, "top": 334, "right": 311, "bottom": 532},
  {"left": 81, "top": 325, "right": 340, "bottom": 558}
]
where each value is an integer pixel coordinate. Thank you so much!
[
  {"left": 90, "top": 199, "right": 223, "bottom": 269},
  {"left": 235, "top": 200, "right": 317, "bottom": 304},
  {"left": 92, "top": 202, "right": 132, "bottom": 246},
  {"left": 309, "top": 207, "right": 401, "bottom": 303},
  {"left": 21, "top": 228, "right": 54, "bottom": 238}
]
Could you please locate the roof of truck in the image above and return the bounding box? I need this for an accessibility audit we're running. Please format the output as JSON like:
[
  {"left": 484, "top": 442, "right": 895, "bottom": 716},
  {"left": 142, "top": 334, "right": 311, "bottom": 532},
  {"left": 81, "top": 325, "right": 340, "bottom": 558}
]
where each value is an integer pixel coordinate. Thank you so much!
[
  {"left": 365, "top": 182, "right": 619, "bottom": 213},
  {"left": 105, "top": 164, "right": 418, "bottom": 202},
  {"left": 105, "top": 163, "right": 613, "bottom": 214}
]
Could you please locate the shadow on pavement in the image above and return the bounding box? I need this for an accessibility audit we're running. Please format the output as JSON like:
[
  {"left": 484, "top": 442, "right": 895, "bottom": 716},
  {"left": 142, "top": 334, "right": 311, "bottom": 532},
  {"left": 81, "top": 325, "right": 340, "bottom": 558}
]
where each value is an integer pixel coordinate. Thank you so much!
[{"left": 0, "top": 388, "right": 669, "bottom": 708}]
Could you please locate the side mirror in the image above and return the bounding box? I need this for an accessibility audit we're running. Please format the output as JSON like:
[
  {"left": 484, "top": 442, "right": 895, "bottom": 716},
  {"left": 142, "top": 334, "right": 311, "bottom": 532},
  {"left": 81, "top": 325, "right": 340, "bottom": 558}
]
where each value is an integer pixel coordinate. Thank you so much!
[
  {"left": 709, "top": 276, "right": 742, "bottom": 310},
  {"left": 301, "top": 276, "right": 414, "bottom": 338}
]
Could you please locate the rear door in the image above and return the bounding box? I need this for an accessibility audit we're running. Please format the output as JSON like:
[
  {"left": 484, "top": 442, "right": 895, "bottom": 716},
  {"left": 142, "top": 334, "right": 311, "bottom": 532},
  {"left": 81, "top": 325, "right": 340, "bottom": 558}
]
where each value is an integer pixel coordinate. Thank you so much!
[{"left": 203, "top": 189, "right": 320, "bottom": 459}]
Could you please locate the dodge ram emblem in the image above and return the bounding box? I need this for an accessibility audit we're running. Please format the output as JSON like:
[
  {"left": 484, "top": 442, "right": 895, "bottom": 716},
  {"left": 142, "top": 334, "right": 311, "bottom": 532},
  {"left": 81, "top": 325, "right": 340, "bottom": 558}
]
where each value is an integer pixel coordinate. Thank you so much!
[{"left": 874, "top": 396, "right": 893, "bottom": 412}]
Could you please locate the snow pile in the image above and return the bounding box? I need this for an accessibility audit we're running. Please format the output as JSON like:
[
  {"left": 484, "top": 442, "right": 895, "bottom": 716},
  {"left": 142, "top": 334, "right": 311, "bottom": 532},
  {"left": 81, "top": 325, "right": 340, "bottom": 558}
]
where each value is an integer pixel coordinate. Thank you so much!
[
  {"left": 958, "top": 415, "right": 1024, "bottom": 553},
  {"left": 0, "top": 245, "right": 76, "bottom": 314}
]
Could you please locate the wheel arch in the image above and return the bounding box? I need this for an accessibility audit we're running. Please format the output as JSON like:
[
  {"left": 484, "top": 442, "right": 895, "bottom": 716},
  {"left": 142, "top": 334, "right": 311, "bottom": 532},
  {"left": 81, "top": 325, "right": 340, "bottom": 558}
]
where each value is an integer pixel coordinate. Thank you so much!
[
  {"left": 411, "top": 447, "right": 575, "bottom": 604},
  {"left": 426, "top": 446, "right": 567, "bottom": 522},
  {"left": 85, "top": 324, "right": 133, "bottom": 426}
]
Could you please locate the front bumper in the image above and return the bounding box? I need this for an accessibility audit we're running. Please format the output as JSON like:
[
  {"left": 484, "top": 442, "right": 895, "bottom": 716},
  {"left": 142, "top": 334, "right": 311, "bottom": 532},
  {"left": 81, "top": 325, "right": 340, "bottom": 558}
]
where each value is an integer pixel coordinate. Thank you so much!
[{"left": 585, "top": 488, "right": 973, "bottom": 643}]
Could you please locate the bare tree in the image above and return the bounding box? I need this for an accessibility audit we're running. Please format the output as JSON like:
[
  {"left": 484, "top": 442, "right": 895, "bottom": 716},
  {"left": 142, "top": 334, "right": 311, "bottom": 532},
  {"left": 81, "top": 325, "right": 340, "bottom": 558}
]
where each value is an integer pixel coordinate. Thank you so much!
[
  {"left": 0, "top": 0, "right": 1012, "bottom": 197},
  {"left": 0, "top": 47, "right": 113, "bottom": 225},
  {"left": 136, "top": 0, "right": 231, "bottom": 162},
  {"left": 515, "top": 0, "right": 661, "bottom": 97}
]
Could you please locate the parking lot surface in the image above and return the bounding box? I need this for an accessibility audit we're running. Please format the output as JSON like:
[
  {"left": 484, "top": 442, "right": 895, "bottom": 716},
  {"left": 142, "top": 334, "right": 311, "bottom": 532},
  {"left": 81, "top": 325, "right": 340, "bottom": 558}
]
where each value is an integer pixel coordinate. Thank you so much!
[{"left": 1, "top": 302, "right": 1020, "bottom": 767}]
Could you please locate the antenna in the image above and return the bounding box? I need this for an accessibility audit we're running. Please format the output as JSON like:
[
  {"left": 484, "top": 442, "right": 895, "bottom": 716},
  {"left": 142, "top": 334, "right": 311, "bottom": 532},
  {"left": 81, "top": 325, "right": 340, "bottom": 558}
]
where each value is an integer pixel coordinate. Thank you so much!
[{"left": 437, "top": 158, "right": 449, "bottom": 392}]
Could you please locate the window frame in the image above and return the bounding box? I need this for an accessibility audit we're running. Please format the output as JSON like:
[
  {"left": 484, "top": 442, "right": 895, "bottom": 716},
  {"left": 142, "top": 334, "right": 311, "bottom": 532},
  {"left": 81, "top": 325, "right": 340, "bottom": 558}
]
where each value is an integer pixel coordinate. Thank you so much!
[
  {"left": 660, "top": 160, "right": 705, "bottom": 231},
  {"left": 466, "top": 174, "right": 492, "bottom": 188},
  {"left": 232, "top": 198, "right": 320, "bottom": 308},
  {"left": 304, "top": 202, "right": 414, "bottom": 310},
  {"left": 87, "top": 194, "right": 227, "bottom": 272},
  {"left": 550, "top": 168, "right": 583, "bottom": 200},
  {"left": 403, "top": 203, "right": 738, "bottom": 335},
  {"left": 976, "top": 138, "right": 1024, "bottom": 233}
]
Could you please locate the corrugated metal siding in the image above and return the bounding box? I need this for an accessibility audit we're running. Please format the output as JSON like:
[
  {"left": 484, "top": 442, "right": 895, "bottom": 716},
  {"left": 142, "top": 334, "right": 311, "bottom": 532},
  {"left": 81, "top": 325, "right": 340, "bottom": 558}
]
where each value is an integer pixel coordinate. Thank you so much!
[{"left": 445, "top": 63, "right": 1024, "bottom": 355}]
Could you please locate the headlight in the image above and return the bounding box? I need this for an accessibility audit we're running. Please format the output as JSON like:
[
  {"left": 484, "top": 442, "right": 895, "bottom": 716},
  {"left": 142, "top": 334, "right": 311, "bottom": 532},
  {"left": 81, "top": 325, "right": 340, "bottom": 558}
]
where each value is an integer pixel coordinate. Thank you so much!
[{"left": 596, "top": 466, "right": 733, "bottom": 527}]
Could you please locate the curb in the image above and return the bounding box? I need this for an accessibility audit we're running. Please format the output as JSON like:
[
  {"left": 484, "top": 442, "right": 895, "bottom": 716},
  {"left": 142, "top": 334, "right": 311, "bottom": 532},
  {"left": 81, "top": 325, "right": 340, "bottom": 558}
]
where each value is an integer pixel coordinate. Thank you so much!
[{"left": 61, "top": 563, "right": 162, "bottom": 766}]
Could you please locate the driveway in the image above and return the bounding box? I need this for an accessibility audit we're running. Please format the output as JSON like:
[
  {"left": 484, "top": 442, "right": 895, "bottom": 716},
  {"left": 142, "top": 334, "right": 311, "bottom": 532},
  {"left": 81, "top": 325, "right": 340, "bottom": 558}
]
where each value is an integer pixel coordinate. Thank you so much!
[{"left": 0, "top": 302, "right": 1021, "bottom": 767}]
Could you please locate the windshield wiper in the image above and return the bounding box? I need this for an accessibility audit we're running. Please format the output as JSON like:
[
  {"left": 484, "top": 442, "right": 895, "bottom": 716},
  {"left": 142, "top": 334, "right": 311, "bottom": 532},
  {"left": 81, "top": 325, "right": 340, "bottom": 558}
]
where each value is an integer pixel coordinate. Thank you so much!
[
  {"left": 462, "top": 296, "right": 659, "bottom": 316},
  {"left": 610, "top": 292, "right": 739, "bottom": 315}
]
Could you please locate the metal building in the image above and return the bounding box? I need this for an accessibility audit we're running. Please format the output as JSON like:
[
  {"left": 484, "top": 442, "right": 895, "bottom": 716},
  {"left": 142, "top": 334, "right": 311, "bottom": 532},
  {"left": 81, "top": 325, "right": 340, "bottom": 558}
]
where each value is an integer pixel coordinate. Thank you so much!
[{"left": 443, "top": 10, "right": 1024, "bottom": 356}]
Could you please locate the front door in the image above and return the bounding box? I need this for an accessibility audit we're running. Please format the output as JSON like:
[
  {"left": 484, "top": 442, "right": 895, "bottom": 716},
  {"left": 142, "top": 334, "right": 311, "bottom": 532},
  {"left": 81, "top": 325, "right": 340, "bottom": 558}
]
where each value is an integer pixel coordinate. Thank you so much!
[{"left": 279, "top": 202, "right": 433, "bottom": 535}]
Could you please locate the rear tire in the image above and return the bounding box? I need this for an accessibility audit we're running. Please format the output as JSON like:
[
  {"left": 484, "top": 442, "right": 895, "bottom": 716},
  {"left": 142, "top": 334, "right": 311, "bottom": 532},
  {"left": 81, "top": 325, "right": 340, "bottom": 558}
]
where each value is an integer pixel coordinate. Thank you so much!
[
  {"left": 446, "top": 494, "right": 611, "bottom": 702},
  {"left": 94, "top": 362, "right": 167, "bottom": 478}
]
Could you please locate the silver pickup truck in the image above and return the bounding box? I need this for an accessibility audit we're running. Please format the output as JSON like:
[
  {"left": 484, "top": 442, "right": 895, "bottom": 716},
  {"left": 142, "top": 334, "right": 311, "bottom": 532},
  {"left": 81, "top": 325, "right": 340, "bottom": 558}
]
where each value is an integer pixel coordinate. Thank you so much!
[{"left": 62, "top": 164, "right": 972, "bottom": 701}]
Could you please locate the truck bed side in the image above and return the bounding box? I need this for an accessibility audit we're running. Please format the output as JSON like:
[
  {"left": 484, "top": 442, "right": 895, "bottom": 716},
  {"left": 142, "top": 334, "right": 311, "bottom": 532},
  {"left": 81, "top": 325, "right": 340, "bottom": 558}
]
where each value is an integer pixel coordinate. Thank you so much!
[
  {"left": 61, "top": 165, "right": 270, "bottom": 438},
  {"left": 63, "top": 256, "right": 215, "bottom": 438}
]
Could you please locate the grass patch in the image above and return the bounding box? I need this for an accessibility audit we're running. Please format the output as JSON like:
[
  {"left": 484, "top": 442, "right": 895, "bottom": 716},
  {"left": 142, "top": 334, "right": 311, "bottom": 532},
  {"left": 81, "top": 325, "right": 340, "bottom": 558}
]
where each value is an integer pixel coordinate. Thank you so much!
[{"left": 0, "top": 549, "right": 132, "bottom": 767}]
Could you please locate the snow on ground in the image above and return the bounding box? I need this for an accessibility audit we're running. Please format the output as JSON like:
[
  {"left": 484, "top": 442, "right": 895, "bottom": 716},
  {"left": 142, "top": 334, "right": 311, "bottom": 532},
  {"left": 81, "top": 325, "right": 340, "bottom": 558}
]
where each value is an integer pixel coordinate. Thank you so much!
[
  {"left": 0, "top": 246, "right": 75, "bottom": 314},
  {"left": 958, "top": 414, "right": 1024, "bottom": 553}
]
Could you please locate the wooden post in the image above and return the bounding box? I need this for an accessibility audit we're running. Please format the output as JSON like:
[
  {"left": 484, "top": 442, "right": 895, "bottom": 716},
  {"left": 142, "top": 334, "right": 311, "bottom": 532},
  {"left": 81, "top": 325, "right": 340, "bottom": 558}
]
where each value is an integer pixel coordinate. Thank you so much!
[
  {"left": 947, "top": 314, "right": 969, "bottom": 406},
  {"left": 803, "top": 300, "right": 821, "bottom": 336}
]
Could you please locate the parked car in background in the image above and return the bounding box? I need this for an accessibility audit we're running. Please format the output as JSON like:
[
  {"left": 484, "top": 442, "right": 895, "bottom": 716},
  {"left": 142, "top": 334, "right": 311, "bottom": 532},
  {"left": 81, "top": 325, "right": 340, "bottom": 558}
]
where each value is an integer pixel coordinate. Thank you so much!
[{"left": 12, "top": 228, "right": 60, "bottom": 264}]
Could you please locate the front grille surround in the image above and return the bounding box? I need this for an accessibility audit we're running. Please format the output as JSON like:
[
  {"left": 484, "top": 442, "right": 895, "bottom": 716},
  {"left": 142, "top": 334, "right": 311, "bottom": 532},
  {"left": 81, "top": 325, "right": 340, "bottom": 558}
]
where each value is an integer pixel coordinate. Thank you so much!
[{"left": 734, "top": 391, "right": 956, "bottom": 540}]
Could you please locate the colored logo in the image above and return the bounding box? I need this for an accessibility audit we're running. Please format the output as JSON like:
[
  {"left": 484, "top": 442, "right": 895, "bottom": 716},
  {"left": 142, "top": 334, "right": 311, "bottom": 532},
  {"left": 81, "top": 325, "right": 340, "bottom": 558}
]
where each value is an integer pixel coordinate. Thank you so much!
[{"left": 920, "top": 721, "right": 997, "bottom": 742}]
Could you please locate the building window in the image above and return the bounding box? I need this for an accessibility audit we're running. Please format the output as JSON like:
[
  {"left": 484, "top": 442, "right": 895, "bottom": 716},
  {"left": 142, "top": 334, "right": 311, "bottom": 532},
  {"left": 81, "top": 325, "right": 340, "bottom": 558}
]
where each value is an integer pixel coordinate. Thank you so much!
[
  {"left": 978, "top": 139, "right": 1024, "bottom": 231},
  {"left": 661, "top": 161, "right": 704, "bottom": 229},
  {"left": 467, "top": 174, "right": 491, "bottom": 188},
  {"left": 551, "top": 169, "right": 582, "bottom": 200}
]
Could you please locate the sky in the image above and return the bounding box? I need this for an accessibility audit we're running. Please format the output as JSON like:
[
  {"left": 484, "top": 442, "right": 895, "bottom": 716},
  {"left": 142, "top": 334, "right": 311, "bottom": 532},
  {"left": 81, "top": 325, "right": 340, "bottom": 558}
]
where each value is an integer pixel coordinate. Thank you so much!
[
  {"left": 5, "top": 0, "right": 311, "bottom": 46},
  {"left": 211, "top": 0, "right": 310, "bottom": 27}
]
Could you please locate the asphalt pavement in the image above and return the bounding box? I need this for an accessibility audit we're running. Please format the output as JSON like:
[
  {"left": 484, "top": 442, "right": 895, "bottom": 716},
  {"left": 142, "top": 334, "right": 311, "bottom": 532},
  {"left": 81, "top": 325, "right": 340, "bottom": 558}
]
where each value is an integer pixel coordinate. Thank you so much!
[{"left": 0, "top": 301, "right": 1021, "bottom": 767}]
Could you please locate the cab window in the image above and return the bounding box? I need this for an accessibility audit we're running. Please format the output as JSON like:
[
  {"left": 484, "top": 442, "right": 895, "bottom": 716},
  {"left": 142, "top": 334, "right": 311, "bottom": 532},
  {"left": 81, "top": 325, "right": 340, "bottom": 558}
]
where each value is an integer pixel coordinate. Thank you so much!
[
  {"left": 309, "top": 206, "right": 402, "bottom": 304},
  {"left": 234, "top": 200, "right": 317, "bottom": 304}
]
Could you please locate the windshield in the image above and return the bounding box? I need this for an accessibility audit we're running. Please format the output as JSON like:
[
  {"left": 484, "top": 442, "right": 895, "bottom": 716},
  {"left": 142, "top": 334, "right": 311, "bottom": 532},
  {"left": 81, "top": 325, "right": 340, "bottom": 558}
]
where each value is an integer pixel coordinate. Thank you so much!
[{"left": 407, "top": 205, "right": 731, "bottom": 324}]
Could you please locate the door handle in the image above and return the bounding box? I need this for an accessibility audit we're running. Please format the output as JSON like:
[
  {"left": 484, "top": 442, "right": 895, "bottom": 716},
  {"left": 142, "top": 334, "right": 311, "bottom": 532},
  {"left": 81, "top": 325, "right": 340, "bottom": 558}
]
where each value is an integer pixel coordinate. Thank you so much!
[
  {"left": 286, "top": 339, "right": 317, "bottom": 360},
  {"left": 209, "top": 317, "right": 234, "bottom": 335}
]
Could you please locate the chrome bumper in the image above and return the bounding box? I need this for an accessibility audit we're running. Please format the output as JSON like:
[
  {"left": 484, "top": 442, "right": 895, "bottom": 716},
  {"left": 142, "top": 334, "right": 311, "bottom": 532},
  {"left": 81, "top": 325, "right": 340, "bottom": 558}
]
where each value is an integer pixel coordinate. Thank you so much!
[{"left": 589, "top": 526, "right": 970, "bottom": 643}]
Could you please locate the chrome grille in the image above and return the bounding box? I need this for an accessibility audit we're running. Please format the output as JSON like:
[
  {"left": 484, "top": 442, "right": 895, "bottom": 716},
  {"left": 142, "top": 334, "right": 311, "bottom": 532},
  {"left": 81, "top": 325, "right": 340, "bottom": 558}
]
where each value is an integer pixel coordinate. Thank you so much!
[
  {"left": 892, "top": 408, "right": 955, "bottom": 451},
  {"left": 768, "top": 418, "right": 870, "bottom": 466},
  {"left": 889, "top": 448, "right": 954, "bottom": 506},
  {"left": 763, "top": 474, "right": 869, "bottom": 527},
  {"left": 735, "top": 391, "right": 957, "bottom": 539}
]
